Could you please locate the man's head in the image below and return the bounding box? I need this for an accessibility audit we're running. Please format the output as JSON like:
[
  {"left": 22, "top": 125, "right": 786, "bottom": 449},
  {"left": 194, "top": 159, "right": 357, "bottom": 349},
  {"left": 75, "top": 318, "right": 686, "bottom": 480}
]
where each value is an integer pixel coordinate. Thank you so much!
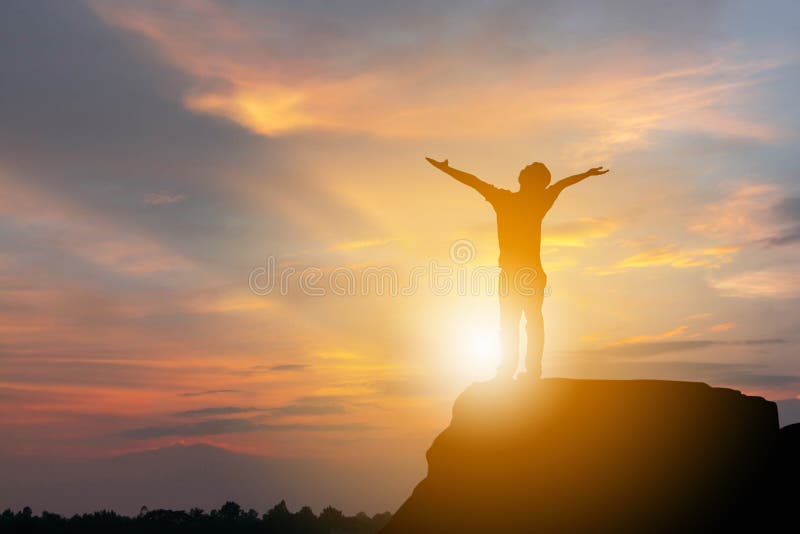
[{"left": 518, "top": 162, "right": 551, "bottom": 190}]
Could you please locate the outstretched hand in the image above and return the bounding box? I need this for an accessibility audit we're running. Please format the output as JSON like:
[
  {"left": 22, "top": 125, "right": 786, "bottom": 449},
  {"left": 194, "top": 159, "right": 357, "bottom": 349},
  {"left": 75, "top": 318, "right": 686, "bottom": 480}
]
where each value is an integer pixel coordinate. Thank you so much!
[
  {"left": 585, "top": 166, "right": 610, "bottom": 176},
  {"left": 426, "top": 157, "right": 450, "bottom": 171}
]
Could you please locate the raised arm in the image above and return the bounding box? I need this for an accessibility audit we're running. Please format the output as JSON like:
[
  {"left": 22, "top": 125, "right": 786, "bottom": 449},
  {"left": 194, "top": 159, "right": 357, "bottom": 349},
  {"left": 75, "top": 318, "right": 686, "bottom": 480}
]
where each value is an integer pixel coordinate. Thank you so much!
[
  {"left": 548, "top": 166, "right": 609, "bottom": 197},
  {"left": 425, "top": 157, "right": 496, "bottom": 199}
]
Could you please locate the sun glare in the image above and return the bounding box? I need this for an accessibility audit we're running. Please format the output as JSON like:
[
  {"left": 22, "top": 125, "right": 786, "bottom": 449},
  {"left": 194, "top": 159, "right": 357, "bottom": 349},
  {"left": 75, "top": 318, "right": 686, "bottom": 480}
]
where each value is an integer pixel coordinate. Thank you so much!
[{"left": 462, "top": 327, "right": 501, "bottom": 379}]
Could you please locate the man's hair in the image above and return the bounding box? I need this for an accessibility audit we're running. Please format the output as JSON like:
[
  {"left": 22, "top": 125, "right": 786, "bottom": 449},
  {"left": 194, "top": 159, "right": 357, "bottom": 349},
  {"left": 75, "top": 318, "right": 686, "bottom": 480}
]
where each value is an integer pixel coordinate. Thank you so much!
[{"left": 518, "top": 162, "right": 551, "bottom": 188}]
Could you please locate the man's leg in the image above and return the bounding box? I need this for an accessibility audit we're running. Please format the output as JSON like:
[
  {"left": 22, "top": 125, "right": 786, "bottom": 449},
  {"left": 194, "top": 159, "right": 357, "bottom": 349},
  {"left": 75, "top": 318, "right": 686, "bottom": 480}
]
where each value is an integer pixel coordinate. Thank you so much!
[
  {"left": 498, "top": 278, "right": 521, "bottom": 379},
  {"left": 523, "top": 289, "right": 546, "bottom": 378}
]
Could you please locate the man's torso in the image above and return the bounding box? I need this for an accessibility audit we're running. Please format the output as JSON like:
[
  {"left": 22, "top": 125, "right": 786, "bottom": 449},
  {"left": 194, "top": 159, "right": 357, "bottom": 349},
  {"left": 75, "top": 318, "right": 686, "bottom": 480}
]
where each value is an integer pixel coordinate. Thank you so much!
[{"left": 486, "top": 188, "right": 555, "bottom": 274}]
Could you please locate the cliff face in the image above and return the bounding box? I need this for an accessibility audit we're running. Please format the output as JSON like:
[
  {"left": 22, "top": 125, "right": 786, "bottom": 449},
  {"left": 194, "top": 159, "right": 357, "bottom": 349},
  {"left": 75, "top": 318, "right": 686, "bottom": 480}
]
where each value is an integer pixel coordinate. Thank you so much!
[{"left": 383, "top": 379, "right": 785, "bottom": 533}]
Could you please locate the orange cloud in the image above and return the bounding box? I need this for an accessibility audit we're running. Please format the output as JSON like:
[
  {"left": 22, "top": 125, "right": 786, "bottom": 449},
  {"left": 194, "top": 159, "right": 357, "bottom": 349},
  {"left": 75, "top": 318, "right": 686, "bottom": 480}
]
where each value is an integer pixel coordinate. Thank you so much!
[
  {"left": 609, "top": 325, "right": 689, "bottom": 346},
  {"left": 89, "top": 0, "right": 784, "bottom": 152},
  {"left": 185, "top": 86, "right": 315, "bottom": 135},
  {"left": 543, "top": 217, "right": 618, "bottom": 247},
  {"left": 710, "top": 322, "right": 735, "bottom": 332},
  {"left": 611, "top": 244, "right": 738, "bottom": 271}
]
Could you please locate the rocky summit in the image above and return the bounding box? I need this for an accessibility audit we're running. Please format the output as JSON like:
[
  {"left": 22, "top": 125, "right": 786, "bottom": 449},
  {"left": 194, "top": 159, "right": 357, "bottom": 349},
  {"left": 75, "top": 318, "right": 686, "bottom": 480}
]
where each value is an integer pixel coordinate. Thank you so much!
[{"left": 382, "top": 378, "right": 796, "bottom": 533}]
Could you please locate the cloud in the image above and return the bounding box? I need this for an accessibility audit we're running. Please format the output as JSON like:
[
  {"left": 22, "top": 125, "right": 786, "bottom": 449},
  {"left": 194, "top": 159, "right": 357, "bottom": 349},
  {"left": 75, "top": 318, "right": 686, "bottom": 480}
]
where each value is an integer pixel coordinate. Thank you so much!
[
  {"left": 710, "top": 322, "right": 736, "bottom": 332},
  {"left": 174, "top": 406, "right": 259, "bottom": 417},
  {"left": 548, "top": 356, "right": 800, "bottom": 393},
  {"left": 695, "top": 367, "right": 799, "bottom": 389},
  {"left": 369, "top": 378, "right": 441, "bottom": 397},
  {"left": 0, "top": 356, "right": 229, "bottom": 390},
  {"left": 179, "top": 389, "right": 241, "bottom": 398},
  {"left": 711, "top": 268, "right": 800, "bottom": 298},
  {"left": 574, "top": 337, "right": 786, "bottom": 359},
  {"left": 173, "top": 401, "right": 345, "bottom": 418},
  {"left": 774, "top": 196, "right": 800, "bottom": 220},
  {"left": 179, "top": 289, "right": 275, "bottom": 314},
  {"left": 607, "top": 244, "right": 738, "bottom": 272},
  {"left": 766, "top": 229, "right": 800, "bottom": 247},
  {"left": 120, "top": 418, "right": 371, "bottom": 439},
  {"left": 269, "top": 364, "right": 310, "bottom": 372},
  {"left": 691, "top": 183, "right": 781, "bottom": 243},
  {"left": 764, "top": 196, "right": 800, "bottom": 246},
  {"left": 609, "top": 340, "right": 715, "bottom": 358},
  {"left": 0, "top": 176, "right": 196, "bottom": 277},
  {"left": 330, "top": 238, "right": 397, "bottom": 252},
  {"left": 0, "top": 0, "right": 277, "bottom": 286},
  {"left": 543, "top": 218, "right": 618, "bottom": 247},
  {"left": 144, "top": 192, "right": 187, "bottom": 206},
  {"left": 121, "top": 418, "right": 259, "bottom": 439},
  {"left": 87, "top": 0, "right": 784, "bottom": 149},
  {"left": 735, "top": 374, "right": 800, "bottom": 387},
  {"left": 690, "top": 186, "right": 800, "bottom": 298},
  {"left": 270, "top": 403, "right": 346, "bottom": 416},
  {"left": 692, "top": 184, "right": 800, "bottom": 248},
  {"left": 610, "top": 325, "right": 689, "bottom": 345}
]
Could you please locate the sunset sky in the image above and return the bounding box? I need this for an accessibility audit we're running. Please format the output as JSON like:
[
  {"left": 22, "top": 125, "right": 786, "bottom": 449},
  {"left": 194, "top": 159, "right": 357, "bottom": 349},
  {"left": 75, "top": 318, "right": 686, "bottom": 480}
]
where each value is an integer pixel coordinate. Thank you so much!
[{"left": 2, "top": 0, "right": 800, "bottom": 513}]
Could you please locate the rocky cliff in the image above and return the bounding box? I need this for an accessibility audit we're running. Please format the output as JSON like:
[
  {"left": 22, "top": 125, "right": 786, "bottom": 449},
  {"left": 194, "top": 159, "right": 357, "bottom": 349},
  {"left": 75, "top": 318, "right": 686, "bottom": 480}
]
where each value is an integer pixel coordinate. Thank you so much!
[{"left": 382, "top": 378, "right": 788, "bottom": 532}]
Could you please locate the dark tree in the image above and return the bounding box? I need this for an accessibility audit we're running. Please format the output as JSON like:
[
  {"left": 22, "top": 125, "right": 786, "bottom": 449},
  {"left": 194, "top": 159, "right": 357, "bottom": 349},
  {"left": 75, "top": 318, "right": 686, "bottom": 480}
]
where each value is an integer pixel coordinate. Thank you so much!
[{"left": 0, "top": 502, "right": 391, "bottom": 533}]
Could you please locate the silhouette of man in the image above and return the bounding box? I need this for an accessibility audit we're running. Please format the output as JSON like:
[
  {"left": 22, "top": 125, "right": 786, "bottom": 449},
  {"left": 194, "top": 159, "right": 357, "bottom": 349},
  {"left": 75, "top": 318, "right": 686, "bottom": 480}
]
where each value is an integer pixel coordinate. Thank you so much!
[{"left": 426, "top": 158, "right": 609, "bottom": 379}]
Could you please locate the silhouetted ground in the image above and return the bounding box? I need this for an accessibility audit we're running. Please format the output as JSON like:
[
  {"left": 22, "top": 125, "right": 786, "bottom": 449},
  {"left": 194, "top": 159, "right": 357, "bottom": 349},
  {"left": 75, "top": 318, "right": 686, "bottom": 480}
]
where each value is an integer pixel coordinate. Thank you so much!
[
  {"left": 383, "top": 378, "right": 799, "bottom": 533},
  {"left": 1, "top": 501, "right": 390, "bottom": 533},
  {"left": 7, "top": 379, "right": 799, "bottom": 533}
]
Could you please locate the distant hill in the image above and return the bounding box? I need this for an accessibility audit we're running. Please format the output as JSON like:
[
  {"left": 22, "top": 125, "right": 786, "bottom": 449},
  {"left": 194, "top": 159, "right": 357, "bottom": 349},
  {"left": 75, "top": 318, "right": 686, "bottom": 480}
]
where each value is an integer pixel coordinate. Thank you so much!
[
  {"left": 383, "top": 378, "right": 799, "bottom": 532},
  {"left": 0, "top": 443, "right": 413, "bottom": 516}
]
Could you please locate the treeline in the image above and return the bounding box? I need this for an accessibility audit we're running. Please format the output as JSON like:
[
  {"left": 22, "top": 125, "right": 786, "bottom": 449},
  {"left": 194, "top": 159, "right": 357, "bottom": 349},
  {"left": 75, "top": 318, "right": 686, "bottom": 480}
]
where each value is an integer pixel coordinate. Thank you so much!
[{"left": 0, "top": 500, "right": 391, "bottom": 533}]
